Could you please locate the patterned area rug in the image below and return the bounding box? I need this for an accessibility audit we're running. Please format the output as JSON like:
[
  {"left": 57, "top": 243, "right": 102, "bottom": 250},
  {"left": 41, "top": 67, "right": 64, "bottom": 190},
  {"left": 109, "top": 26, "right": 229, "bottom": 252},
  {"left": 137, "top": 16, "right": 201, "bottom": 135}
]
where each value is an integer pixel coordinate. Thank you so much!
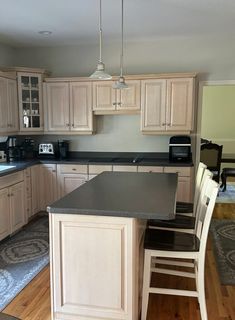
[
  {"left": 210, "top": 219, "right": 235, "bottom": 285},
  {"left": 0, "top": 216, "right": 49, "bottom": 310},
  {"left": 216, "top": 183, "right": 235, "bottom": 203}
]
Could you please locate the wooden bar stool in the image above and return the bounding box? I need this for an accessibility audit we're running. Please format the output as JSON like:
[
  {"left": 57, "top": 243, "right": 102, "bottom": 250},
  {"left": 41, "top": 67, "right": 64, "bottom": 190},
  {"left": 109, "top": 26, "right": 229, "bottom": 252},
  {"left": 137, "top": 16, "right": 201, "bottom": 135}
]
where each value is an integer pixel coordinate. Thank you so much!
[{"left": 141, "top": 178, "right": 219, "bottom": 320}]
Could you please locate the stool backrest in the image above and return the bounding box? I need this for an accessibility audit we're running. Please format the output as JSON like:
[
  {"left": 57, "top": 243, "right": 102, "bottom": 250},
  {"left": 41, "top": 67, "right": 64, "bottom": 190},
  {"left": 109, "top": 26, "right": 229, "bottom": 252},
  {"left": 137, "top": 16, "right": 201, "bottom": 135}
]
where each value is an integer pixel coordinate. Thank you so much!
[
  {"left": 195, "top": 178, "right": 219, "bottom": 255},
  {"left": 193, "top": 162, "right": 207, "bottom": 212}
]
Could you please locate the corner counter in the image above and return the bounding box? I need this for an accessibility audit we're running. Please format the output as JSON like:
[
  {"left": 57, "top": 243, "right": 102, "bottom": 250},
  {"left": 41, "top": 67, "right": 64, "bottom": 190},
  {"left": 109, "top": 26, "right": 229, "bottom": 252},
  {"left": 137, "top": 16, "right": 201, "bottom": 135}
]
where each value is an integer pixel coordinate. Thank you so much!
[{"left": 48, "top": 172, "right": 177, "bottom": 320}]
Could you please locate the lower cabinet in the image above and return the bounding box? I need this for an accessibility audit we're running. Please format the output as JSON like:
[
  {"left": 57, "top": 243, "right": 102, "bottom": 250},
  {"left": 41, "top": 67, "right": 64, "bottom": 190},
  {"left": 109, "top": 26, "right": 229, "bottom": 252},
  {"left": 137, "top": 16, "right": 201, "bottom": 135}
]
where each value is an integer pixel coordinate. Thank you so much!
[
  {"left": 57, "top": 164, "right": 88, "bottom": 197},
  {"left": 31, "top": 164, "right": 42, "bottom": 216},
  {"left": 40, "top": 164, "right": 58, "bottom": 211},
  {"left": 0, "top": 173, "right": 25, "bottom": 241}
]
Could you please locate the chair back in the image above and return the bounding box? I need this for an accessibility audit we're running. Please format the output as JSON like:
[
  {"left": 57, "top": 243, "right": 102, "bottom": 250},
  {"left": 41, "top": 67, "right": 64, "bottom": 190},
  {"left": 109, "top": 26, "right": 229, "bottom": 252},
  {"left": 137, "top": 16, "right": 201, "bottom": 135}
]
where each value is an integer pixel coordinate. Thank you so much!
[
  {"left": 200, "top": 143, "right": 223, "bottom": 182},
  {"left": 195, "top": 178, "right": 219, "bottom": 255},
  {"left": 193, "top": 162, "right": 207, "bottom": 212}
]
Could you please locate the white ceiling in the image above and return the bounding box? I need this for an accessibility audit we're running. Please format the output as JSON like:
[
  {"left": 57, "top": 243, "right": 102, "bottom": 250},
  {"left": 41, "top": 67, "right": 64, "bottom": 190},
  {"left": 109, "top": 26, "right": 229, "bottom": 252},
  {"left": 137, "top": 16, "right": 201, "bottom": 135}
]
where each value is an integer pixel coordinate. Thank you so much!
[{"left": 1, "top": 0, "right": 235, "bottom": 47}]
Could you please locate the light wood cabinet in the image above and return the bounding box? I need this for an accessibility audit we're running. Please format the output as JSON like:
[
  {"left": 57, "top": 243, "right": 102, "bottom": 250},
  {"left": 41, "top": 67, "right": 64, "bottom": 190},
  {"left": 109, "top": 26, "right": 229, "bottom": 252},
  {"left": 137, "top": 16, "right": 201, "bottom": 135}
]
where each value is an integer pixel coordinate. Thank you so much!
[
  {"left": 0, "top": 188, "right": 10, "bottom": 241},
  {"left": 141, "top": 77, "right": 194, "bottom": 133},
  {"left": 113, "top": 165, "right": 137, "bottom": 172},
  {"left": 40, "top": 164, "right": 58, "bottom": 211},
  {"left": 50, "top": 213, "right": 144, "bottom": 320},
  {"left": 0, "top": 76, "right": 18, "bottom": 133},
  {"left": 0, "top": 172, "right": 25, "bottom": 240},
  {"left": 44, "top": 82, "right": 69, "bottom": 131},
  {"left": 18, "top": 72, "right": 44, "bottom": 132},
  {"left": 31, "top": 165, "right": 42, "bottom": 216},
  {"left": 24, "top": 168, "right": 32, "bottom": 222},
  {"left": 57, "top": 164, "right": 88, "bottom": 197},
  {"left": 163, "top": 166, "right": 192, "bottom": 202},
  {"left": 92, "top": 80, "right": 140, "bottom": 114},
  {"left": 10, "top": 182, "right": 25, "bottom": 233},
  {"left": 44, "top": 81, "right": 94, "bottom": 134}
]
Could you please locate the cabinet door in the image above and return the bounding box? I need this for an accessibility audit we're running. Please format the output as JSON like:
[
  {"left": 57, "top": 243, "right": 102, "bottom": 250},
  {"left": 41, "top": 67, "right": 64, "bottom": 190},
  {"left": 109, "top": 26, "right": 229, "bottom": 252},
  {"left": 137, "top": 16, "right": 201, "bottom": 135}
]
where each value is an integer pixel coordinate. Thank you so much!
[
  {"left": 31, "top": 165, "right": 42, "bottom": 216},
  {"left": 0, "top": 77, "right": 8, "bottom": 132},
  {"left": 0, "top": 188, "right": 10, "bottom": 241},
  {"left": 141, "top": 79, "right": 167, "bottom": 132},
  {"left": 177, "top": 177, "right": 192, "bottom": 202},
  {"left": 45, "top": 82, "right": 70, "bottom": 131},
  {"left": 10, "top": 182, "right": 25, "bottom": 233},
  {"left": 40, "top": 164, "right": 58, "bottom": 211},
  {"left": 18, "top": 73, "right": 43, "bottom": 132},
  {"left": 117, "top": 80, "right": 141, "bottom": 111},
  {"left": 70, "top": 82, "right": 93, "bottom": 132},
  {"left": 58, "top": 173, "right": 87, "bottom": 197},
  {"left": 166, "top": 78, "right": 194, "bottom": 131},
  {"left": 92, "top": 81, "right": 116, "bottom": 111},
  {"left": 7, "top": 79, "right": 19, "bottom": 132}
]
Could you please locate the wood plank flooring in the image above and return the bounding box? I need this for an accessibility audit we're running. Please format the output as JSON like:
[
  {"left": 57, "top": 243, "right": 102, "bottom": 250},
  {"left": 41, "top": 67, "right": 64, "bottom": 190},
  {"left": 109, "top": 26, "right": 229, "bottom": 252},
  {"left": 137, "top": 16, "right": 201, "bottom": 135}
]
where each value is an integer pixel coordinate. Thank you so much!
[{"left": 2, "top": 203, "right": 235, "bottom": 320}]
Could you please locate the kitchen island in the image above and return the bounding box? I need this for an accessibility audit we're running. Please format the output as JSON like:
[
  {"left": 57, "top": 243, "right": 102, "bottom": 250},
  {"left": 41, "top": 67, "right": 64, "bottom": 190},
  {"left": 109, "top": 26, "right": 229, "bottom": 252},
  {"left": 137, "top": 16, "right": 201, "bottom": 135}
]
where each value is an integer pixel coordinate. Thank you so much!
[{"left": 48, "top": 171, "right": 177, "bottom": 320}]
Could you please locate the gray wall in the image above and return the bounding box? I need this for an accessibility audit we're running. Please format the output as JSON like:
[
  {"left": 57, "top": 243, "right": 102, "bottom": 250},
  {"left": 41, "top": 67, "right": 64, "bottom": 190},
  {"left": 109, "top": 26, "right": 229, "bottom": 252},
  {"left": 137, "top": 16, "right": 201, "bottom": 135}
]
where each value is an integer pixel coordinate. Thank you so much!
[
  {"left": 2, "top": 35, "right": 235, "bottom": 152},
  {"left": 0, "top": 43, "right": 15, "bottom": 66}
]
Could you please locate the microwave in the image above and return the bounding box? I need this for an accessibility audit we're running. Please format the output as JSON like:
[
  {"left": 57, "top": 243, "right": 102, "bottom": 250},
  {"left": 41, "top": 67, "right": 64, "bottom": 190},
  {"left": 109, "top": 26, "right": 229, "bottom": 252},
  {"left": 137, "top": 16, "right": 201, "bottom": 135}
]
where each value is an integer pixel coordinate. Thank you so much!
[{"left": 169, "top": 136, "right": 191, "bottom": 162}]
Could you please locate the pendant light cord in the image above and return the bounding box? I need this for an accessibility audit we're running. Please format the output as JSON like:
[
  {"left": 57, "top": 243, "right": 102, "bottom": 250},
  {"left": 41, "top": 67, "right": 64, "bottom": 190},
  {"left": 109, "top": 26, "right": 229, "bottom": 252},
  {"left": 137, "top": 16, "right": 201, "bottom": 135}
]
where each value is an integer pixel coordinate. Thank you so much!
[
  {"left": 120, "top": 0, "right": 124, "bottom": 77},
  {"left": 99, "top": 0, "right": 103, "bottom": 63}
]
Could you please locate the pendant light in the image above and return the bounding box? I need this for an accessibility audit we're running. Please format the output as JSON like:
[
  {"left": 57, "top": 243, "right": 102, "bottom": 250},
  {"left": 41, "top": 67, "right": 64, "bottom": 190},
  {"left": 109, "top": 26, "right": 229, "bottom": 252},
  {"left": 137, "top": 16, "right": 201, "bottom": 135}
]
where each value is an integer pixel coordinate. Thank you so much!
[
  {"left": 113, "top": 0, "right": 128, "bottom": 89},
  {"left": 90, "top": 0, "right": 112, "bottom": 80}
]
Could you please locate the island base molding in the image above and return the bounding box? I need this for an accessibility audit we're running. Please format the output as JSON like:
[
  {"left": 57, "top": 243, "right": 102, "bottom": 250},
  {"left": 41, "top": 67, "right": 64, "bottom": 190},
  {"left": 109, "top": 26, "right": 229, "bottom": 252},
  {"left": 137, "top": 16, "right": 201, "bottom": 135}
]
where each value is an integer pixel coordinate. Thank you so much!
[{"left": 49, "top": 213, "right": 146, "bottom": 320}]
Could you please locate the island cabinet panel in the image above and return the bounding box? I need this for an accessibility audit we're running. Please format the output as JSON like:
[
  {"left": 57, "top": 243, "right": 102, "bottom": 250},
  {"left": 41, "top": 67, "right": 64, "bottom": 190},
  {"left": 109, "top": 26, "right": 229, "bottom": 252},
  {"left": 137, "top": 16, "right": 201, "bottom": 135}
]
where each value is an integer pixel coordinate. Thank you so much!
[
  {"left": 50, "top": 214, "right": 144, "bottom": 320},
  {"left": 10, "top": 181, "right": 25, "bottom": 233}
]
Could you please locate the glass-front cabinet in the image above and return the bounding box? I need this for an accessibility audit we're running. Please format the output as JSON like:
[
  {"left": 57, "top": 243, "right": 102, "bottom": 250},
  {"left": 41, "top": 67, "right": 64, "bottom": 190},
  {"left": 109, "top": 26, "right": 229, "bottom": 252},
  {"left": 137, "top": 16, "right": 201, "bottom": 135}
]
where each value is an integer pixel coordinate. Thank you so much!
[{"left": 18, "top": 72, "right": 43, "bottom": 131}]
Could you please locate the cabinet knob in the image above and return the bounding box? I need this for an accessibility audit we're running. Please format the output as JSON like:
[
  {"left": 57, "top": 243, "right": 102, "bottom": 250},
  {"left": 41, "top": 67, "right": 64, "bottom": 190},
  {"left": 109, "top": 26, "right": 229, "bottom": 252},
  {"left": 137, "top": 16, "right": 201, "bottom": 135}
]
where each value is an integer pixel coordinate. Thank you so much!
[
  {"left": 117, "top": 102, "right": 121, "bottom": 105},
  {"left": 162, "top": 123, "right": 166, "bottom": 126},
  {"left": 52, "top": 170, "right": 56, "bottom": 173},
  {"left": 72, "top": 168, "right": 77, "bottom": 171},
  {"left": 66, "top": 123, "right": 70, "bottom": 127},
  {"left": 7, "top": 194, "right": 10, "bottom": 197},
  {"left": 112, "top": 102, "right": 117, "bottom": 106}
]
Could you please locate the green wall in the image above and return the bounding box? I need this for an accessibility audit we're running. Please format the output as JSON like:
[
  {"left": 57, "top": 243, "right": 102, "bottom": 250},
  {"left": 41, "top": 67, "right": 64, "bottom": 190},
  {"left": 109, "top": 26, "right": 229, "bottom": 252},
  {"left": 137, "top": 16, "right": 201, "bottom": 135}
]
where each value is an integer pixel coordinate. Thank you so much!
[{"left": 201, "top": 85, "right": 235, "bottom": 154}]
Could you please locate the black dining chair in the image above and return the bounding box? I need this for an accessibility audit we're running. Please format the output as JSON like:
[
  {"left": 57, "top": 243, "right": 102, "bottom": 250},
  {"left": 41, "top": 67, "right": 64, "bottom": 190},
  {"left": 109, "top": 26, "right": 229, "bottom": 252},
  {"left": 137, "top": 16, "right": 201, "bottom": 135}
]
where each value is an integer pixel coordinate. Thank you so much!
[{"left": 200, "top": 142, "right": 223, "bottom": 183}]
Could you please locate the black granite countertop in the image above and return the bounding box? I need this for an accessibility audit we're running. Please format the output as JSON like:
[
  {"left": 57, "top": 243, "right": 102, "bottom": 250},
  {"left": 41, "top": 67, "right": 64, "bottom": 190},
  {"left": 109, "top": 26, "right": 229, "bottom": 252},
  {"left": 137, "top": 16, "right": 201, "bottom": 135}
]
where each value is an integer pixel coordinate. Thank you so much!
[
  {"left": 0, "top": 152, "right": 193, "bottom": 177},
  {"left": 47, "top": 171, "right": 177, "bottom": 220}
]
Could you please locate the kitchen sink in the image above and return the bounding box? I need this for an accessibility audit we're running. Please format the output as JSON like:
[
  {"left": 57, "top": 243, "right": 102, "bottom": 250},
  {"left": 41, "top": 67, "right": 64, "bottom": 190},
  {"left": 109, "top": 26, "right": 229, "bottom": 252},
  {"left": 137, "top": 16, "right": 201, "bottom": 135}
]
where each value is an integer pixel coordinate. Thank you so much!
[{"left": 0, "top": 165, "right": 16, "bottom": 171}]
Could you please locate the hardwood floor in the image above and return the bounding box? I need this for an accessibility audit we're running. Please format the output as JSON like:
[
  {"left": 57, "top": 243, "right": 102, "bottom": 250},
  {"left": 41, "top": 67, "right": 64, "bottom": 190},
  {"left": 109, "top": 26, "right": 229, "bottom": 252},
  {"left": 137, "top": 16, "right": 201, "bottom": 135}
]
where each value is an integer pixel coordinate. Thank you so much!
[{"left": 2, "top": 204, "right": 235, "bottom": 320}]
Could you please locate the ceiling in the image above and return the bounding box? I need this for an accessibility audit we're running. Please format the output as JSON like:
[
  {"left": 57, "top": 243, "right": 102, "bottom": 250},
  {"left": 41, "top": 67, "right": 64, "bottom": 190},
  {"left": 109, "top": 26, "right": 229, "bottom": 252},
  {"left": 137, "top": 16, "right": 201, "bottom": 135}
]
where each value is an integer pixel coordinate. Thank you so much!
[{"left": 1, "top": 0, "right": 235, "bottom": 47}]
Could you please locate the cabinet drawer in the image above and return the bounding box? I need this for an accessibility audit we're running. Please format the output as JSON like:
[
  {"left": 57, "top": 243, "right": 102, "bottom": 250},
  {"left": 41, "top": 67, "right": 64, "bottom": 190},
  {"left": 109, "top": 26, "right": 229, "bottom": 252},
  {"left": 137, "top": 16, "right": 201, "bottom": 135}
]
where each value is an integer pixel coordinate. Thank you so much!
[
  {"left": 138, "top": 166, "right": 163, "bottom": 173},
  {"left": 0, "top": 171, "right": 24, "bottom": 190},
  {"left": 113, "top": 165, "right": 137, "bottom": 172},
  {"left": 89, "top": 165, "right": 112, "bottom": 175},
  {"left": 59, "top": 164, "right": 88, "bottom": 174},
  {"left": 164, "top": 166, "right": 191, "bottom": 177}
]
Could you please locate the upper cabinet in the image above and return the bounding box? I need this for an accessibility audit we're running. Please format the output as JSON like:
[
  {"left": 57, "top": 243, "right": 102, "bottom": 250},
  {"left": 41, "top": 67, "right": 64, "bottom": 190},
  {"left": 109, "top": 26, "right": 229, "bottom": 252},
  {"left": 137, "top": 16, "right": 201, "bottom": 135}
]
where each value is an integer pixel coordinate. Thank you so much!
[
  {"left": 18, "top": 72, "right": 44, "bottom": 132},
  {"left": 44, "top": 81, "right": 94, "bottom": 134},
  {"left": 0, "top": 75, "right": 18, "bottom": 133},
  {"left": 92, "top": 80, "right": 141, "bottom": 114},
  {"left": 141, "top": 77, "right": 195, "bottom": 133}
]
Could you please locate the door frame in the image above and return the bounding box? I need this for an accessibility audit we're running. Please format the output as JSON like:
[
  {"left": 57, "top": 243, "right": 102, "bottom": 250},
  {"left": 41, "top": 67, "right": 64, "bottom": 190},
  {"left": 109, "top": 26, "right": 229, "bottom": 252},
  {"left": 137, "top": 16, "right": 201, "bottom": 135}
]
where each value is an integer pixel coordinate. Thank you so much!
[{"left": 195, "top": 80, "right": 235, "bottom": 168}]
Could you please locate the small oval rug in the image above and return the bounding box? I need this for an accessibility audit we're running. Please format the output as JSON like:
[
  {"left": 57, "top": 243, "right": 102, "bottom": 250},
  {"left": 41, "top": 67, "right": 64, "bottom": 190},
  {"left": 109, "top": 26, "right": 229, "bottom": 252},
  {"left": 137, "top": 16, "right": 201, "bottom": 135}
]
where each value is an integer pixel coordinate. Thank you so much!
[{"left": 0, "top": 216, "right": 49, "bottom": 311}]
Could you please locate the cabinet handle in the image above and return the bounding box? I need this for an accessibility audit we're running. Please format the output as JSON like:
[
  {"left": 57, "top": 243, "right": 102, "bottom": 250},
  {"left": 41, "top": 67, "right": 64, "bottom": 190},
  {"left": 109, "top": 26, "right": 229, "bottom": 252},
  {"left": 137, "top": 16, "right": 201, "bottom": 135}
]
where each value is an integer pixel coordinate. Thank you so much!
[
  {"left": 72, "top": 124, "right": 74, "bottom": 127},
  {"left": 167, "top": 123, "right": 171, "bottom": 126},
  {"left": 72, "top": 168, "right": 77, "bottom": 171},
  {"left": 112, "top": 102, "right": 117, "bottom": 106},
  {"left": 66, "top": 123, "right": 70, "bottom": 127},
  {"left": 7, "top": 194, "right": 10, "bottom": 197},
  {"left": 117, "top": 102, "right": 122, "bottom": 105},
  {"left": 52, "top": 170, "right": 56, "bottom": 173},
  {"left": 162, "top": 123, "right": 166, "bottom": 126}
]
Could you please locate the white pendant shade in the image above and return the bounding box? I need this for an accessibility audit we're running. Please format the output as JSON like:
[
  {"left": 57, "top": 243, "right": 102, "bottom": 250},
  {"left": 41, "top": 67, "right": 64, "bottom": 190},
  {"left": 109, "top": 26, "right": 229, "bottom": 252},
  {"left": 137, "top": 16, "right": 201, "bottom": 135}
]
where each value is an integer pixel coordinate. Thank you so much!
[
  {"left": 113, "top": 76, "right": 129, "bottom": 89},
  {"left": 90, "top": 0, "right": 112, "bottom": 80},
  {"left": 90, "top": 62, "right": 112, "bottom": 80}
]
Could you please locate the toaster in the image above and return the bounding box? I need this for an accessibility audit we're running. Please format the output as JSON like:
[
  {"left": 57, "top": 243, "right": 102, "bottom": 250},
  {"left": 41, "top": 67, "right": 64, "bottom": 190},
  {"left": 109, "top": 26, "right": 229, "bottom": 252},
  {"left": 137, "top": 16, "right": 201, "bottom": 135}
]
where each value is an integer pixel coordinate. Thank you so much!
[{"left": 38, "top": 143, "right": 55, "bottom": 155}]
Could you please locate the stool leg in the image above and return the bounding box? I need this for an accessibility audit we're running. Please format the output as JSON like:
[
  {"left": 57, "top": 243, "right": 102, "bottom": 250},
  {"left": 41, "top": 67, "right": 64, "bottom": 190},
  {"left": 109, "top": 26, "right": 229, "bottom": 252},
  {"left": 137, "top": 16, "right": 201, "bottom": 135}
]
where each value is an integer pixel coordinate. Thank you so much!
[{"left": 141, "top": 250, "right": 152, "bottom": 320}]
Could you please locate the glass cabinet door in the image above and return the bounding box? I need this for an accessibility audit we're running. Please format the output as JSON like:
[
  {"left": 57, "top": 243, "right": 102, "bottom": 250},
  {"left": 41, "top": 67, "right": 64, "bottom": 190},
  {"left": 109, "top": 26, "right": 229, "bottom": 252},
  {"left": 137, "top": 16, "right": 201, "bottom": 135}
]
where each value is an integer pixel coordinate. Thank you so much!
[{"left": 19, "top": 73, "right": 43, "bottom": 131}]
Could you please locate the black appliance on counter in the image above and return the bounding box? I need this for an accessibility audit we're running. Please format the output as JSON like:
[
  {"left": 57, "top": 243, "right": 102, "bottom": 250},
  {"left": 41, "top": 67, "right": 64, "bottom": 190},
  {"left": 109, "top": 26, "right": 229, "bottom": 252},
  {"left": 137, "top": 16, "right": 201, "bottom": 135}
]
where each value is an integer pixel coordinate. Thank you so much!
[
  {"left": 21, "top": 138, "right": 36, "bottom": 159},
  {"left": 6, "top": 136, "right": 21, "bottom": 162},
  {"left": 58, "top": 140, "right": 70, "bottom": 159},
  {"left": 169, "top": 135, "right": 191, "bottom": 162}
]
